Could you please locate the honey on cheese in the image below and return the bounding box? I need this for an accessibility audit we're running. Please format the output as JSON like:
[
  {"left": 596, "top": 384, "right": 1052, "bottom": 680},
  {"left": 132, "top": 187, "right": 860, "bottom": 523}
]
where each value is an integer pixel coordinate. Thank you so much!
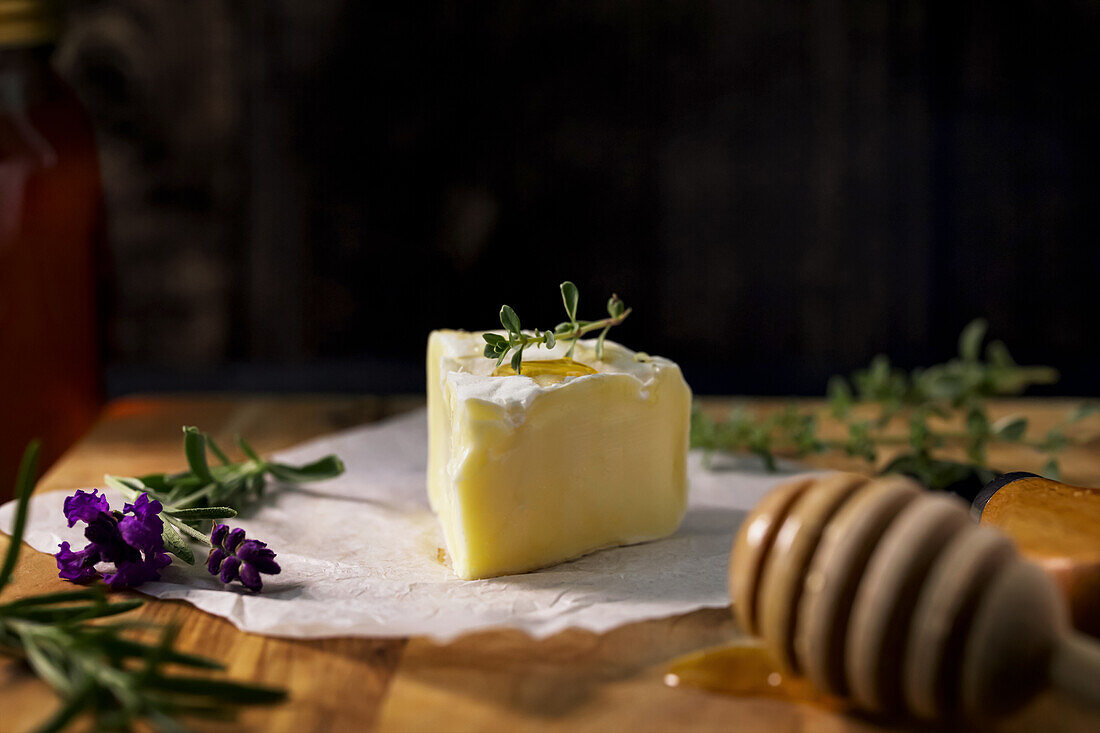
[{"left": 427, "top": 330, "right": 692, "bottom": 579}]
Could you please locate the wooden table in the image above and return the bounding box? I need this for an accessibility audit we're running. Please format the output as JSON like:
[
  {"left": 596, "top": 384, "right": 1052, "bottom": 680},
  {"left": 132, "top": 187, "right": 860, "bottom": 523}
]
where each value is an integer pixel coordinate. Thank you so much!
[{"left": 1, "top": 395, "right": 1098, "bottom": 732}]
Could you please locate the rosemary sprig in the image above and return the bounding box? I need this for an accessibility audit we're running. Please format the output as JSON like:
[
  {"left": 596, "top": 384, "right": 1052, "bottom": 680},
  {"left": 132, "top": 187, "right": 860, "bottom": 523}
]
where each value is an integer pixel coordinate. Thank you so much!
[
  {"left": 105, "top": 427, "right": 344, "bottom": 565},
  {"left": 484, "top": 281, "right": 631, "bottom": 374},
  {"left": 0, "top": 443, "right": 287, "bottom": 732},
  {"left": 692, "top": 319, "right": 1099, "bottom": 495}
]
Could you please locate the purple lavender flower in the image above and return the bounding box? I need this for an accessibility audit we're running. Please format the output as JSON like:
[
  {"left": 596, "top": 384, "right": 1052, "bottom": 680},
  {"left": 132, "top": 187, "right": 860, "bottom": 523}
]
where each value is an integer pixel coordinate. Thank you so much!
[
  {"left": 55, "top": 542, "right": 99, "bottom": 583},
  {"left": 63, "top": 489, "right": 109, "bottom": 526},
  {"left": 55, "top": 489, "right": 172, "bottom": 589},
  {"left": 206, "top": 523, "right": 280, "bottom": 592}
]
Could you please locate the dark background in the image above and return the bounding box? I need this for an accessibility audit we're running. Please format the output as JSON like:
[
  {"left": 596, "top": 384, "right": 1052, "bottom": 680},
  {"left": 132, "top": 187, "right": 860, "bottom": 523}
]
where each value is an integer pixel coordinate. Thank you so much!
[{"left": 54, "top": 0, "right": 1100, "bottom": 397}]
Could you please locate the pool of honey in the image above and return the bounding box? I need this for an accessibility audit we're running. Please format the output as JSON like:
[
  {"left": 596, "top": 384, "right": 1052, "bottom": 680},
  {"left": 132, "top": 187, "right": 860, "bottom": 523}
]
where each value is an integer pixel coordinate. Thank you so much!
[
  {"left": 492, "top": 357, "right": 597, "bottom": 384},
  {"left": 664, "top": 642, "right": 845, "bottom": 710}
]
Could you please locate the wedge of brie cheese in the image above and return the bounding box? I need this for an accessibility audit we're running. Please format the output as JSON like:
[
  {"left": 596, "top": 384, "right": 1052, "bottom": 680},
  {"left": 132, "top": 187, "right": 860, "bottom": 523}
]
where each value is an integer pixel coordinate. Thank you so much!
[{"left": 427, "top": 330, "right": 691, "bottom": 579}]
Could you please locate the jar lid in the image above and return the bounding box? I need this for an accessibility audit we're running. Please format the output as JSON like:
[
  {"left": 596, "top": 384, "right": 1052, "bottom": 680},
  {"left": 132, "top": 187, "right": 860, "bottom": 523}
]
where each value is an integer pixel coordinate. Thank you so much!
[{"left": 0, "top": 0, "right": 60, "bottom": 48}]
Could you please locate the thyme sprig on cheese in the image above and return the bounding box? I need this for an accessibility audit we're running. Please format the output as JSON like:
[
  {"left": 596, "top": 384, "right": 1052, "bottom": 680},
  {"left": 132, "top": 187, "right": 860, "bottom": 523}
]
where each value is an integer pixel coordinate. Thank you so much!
[{"left": 484, "top": 282, "right": 631, "bottom": 374}]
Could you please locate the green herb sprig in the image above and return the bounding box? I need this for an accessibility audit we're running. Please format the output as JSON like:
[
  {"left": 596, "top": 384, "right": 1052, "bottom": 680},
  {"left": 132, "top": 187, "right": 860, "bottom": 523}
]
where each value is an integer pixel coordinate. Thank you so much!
[
  {"left": 105, "top": 428, "right": 344, "bottom": 564},
  {"left": 483, "top": 281, "right": 630, "bottom": 374},
  {"left": 691, "top": 320, "right": 1099, "bottom": 491},
  {"left": 0, "top": 443, "right": 287, "bottom": 732}
]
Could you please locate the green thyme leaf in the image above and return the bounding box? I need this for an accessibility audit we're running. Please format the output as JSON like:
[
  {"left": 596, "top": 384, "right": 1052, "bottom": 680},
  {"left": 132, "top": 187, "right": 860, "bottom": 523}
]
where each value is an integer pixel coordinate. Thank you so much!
[
  {"left": 499, "top": 305, "right": 521, "bottom": 334},
  {"left": 908, "top": 412, "right": 931, "bottom": 452},
  {"left": 1043, "top": 426, "right": 1069, "bottom": 452},
  {"left": 1069, "top": 403, "right": 1099, "bottom": 422},
  {"left": 959, "top": 318, "right": 987, "bottom": 361},
  {"left": 845, "top": 421, "right": 876, "bottom": 461},
  {"left": 965, "top": 408, "right": 990, "bottom": 439},
  {"left": 595, "top": 326, "right": 610, "bottom": 360},
  {"left": 985, "top": 339, "right": 1014, "bottom": 368},
  {"left": 487, "top": 282, "right": 631, "bottom": 373},
  {"left": 560, "top": 281, "right": 579, "bottom": 322},
  {"left": 992, "top": 415, "right": 1028, "bottom": 441},
  {"left": 881, "top": 454, "right": 997, "bottom": 493},
  {"left": 826, "top": 376, "right": 853, "bottom": 419},
  {"left": 690, "top": 319, "right": 1094, "bottom": 496}
]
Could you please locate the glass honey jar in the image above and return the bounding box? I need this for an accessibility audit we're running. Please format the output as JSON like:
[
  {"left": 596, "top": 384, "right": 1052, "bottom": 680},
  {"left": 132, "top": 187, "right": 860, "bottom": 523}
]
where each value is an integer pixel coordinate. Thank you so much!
[{"left": 0, "top": 0, "right": 103, "bottom": 491}]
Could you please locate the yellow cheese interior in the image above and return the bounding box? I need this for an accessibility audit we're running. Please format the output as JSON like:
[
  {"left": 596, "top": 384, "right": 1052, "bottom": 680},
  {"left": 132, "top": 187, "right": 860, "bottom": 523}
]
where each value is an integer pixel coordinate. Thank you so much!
[{"left": 427, "top": 330, "right": 691, "bottom": 579}]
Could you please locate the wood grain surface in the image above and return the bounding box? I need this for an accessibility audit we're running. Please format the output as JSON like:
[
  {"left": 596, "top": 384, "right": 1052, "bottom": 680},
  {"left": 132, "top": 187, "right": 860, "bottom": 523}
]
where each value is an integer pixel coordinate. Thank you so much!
[{"left": 1, "top": 396, "right": 1098, "bottom": 732}]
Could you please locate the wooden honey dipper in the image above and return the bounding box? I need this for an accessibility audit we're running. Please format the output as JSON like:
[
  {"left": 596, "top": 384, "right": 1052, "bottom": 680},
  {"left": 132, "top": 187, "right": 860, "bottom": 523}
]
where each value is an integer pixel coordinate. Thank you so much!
[{"left": 730, "top": 471, "right": 1100, "bottom": 721}]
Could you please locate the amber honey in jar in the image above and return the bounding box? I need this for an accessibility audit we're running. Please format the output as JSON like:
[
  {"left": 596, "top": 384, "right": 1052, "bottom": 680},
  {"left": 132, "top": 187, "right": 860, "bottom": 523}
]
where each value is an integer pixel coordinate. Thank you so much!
[{"left": 0, "top": 0, "right": 103, "bottom": 492}]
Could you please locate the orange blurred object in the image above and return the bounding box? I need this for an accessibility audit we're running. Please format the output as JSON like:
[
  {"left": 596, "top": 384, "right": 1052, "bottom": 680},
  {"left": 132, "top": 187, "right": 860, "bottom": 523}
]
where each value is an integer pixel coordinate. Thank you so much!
[{"left": 0, "top": 2, "right": 103, "bottom": 493}]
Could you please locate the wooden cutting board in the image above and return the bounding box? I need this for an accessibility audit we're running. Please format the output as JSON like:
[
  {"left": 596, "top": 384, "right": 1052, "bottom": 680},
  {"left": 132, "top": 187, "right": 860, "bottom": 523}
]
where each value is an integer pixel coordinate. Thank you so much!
[{"left": 1, "top": 396, "right": 1098, "bottom": 732}]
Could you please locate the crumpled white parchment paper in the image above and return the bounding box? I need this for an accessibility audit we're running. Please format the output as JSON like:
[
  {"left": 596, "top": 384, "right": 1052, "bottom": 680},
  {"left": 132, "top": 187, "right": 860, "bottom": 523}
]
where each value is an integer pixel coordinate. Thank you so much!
[{"left": 0, "top": 408, "right": 806, "bottom": 641}]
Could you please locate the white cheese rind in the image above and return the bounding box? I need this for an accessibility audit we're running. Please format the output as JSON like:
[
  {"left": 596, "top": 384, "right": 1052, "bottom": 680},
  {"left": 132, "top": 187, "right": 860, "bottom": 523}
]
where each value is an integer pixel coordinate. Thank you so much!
[{"left": 427, "top": 330, "right": 692, "bottom": 579}]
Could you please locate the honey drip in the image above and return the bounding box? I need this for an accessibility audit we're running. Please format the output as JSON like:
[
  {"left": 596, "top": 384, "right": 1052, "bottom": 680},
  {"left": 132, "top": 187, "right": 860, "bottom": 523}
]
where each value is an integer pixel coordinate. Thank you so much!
[
  {"left": 492, "top": 357, "right": 598, "bottom": 385},
  {"left": 663, "top": 643, "right": 844, "bottom": 708}
]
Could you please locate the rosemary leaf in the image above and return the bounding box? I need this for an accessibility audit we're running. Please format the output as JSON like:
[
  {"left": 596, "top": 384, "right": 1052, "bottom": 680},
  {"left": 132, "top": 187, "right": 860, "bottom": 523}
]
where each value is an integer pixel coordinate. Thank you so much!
[
  {"left": 0, "top": 440, "right": 39, "bottom": 591},
  {"left": 164, "top": 507, "right": 238, "bottom": 520},
  {"left": 160, "top": 524, "right": 195, "bottom": 565},
  {"left": 182, "top": 428, "right": 215, "bottom": 484},
  {"left": 1, "top": 442, "right": 291, "bottom": 731},
  {"left": 165, "top": 517, "right": 210, "bottom": 545},
  {"left": 143, "top": 674, "right": 287, "bottom": 704},
  {"left": 5, "top": 600, "right": 143, "bottom": 624},
  {"left": 0, "top": 590, "right": 104, "bottom": 609}
]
